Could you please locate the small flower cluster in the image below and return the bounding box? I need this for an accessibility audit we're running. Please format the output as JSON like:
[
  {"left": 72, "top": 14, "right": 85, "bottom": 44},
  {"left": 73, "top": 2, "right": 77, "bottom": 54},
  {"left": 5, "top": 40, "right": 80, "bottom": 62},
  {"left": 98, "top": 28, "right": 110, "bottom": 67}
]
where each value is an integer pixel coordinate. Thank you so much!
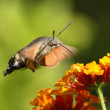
[
  {"left": 30, "top": 53, "right": 110, "bottom": 110},
  {"left": 30, "top": 87, "right": 99, "bottom": 110},
  {"left": 69, "top": 53, "right": 110, "bottom": 90}
]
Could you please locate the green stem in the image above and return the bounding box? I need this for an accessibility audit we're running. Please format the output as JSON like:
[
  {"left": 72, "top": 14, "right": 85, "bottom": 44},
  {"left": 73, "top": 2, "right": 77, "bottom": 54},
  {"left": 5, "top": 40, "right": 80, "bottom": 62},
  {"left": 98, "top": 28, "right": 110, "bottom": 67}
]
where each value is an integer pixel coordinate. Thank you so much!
[{"left": 97, "top": 86, "right": 106, "bottom": 110}]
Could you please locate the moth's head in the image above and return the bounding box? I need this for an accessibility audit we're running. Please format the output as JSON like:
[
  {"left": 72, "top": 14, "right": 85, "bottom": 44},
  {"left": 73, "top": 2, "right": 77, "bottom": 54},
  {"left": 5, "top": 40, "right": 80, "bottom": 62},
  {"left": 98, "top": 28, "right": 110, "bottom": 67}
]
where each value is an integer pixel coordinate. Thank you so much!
[
  {"left": 48, "top": 21, "right": 72, "bottom": 48},
  {"left": 4, "top": 53, "right": 26, "bottom": 76},
  {"left": 48, "top": 37, "right": 62, "bottom": 47}
]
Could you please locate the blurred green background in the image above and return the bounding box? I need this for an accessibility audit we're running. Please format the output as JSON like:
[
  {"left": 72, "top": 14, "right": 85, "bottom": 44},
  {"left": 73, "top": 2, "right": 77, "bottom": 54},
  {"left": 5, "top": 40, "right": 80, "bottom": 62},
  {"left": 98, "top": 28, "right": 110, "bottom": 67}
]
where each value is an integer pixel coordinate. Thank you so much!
[{"left": 0, "top": 0, "right": 110, "bottom": 110}]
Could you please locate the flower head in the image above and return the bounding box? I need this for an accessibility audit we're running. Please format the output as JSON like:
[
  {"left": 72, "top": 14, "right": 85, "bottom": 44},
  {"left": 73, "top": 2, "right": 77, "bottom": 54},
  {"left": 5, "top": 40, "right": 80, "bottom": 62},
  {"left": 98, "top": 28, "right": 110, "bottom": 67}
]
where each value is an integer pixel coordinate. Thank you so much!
[
  {"left": 30, "top": 53, "right": 110, "bottom": 110},
  {"left": 30, "top": 87, "right": 99, "bottom": 110},
  {"left": 74, "top": 90, "right": 99, "bottom": 110},
  {"left": 84, "top": 61, "right": 103, "bottom": 76},
  {"left": 30, "top": 88, "right": 55, "bottom": 110},
  {"left": 99, "top": 53, "right": 110, "bottom": 83},
  {"left": 55, "top": 71, "right": 73, "bottom": 87},
  {"left": 70, "top": 54, "right": 110, "bottom": 90}
]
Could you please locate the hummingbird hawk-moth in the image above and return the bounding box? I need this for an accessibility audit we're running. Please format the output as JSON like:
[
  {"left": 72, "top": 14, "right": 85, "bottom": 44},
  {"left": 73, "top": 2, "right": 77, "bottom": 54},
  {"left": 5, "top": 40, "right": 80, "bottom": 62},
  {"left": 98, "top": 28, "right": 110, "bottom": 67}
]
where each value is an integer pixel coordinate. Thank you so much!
[{"left": 4, "top": 21, "right": 77, "bottom": 76}]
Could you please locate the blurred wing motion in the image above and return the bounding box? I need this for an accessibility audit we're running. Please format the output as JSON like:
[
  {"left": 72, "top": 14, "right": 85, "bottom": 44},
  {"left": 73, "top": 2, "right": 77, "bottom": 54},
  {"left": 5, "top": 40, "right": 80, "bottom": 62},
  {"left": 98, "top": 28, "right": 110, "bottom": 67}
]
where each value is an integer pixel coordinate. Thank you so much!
[
  {"left": 23, "top": 43, "right": 42, "bottom": 72},
  {"left": 39, "top": 51, "right": 59, "bottom": 67},
  {"left": 26, "top": 59, "right": 35, "bottom": 72},
  {"left": 39, "top": 45, "right": 77, "bottom": 67},
  {"left": 22, "top": 43, "right": 41, "bottom": 60}
]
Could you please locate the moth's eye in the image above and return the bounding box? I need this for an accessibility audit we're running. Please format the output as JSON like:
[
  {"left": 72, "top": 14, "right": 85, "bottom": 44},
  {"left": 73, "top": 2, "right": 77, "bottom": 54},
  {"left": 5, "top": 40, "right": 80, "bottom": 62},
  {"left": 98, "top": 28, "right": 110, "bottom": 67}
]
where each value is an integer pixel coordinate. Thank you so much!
[
  {"left": 49, "top": 42, "right": 57, "bottom": 46},
  {"left": 49, "top": 42, "right": 54, "bottom": 46}
]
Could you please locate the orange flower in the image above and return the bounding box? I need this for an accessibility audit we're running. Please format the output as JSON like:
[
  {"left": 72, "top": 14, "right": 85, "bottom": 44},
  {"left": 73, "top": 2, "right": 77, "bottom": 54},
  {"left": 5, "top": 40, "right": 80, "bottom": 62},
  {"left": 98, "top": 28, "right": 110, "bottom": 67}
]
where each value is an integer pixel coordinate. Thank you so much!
[
  {"left": 73, "top": 90, "right": 99, "bottom": 110},
  {"left": 71, "top": 61, "right": 104, "bottom": 85},
  {"left": 99, "top": 53, "right": 110, "bottom": 83},
  {"left": 70, "top": 54, "right": 110, "bottom": 90},
  {"left": 55, "top": 87, "right": 76, "bottom": 96},
  {"left": 37, "top": 88, "right": 53, "bottom": 96},
  {"left": 30, "top": 97, "right": 38, "bottom": 106},
  {"left": 30, "top": 88, "right": 55, "bottom": 110},
  {"left": 30, "top": 53, "right": 110, "bottom": 110},
  {"left": 54, "top": 95, "right": 73, "bottom": 110},
  {"left": 30, "top": 87, "right": 99, "bottom": 110},
  {"left": 71, "top": 63, "right": 92, "bottom": 86},
  {"left": 84, "top": 61, "right": 103, "bottom": 76},
  {"left": 99, "top": 54, "right": 110, "bottom": 67},
  {"left": 86, "top": 106, "right": 98, "bottom": 110},
  {"left": 55, "top": 71, "right": 73, "bottom": 87}
]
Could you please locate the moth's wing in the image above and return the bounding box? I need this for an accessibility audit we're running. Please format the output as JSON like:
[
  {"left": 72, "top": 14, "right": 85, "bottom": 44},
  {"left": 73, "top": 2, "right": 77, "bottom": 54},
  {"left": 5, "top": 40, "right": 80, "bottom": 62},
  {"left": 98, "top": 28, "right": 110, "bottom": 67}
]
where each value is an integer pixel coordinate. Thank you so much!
[
  {"left": 21, "top": 43, "right": 41, "bottom": 71},
  {"left": 26, "top": 59, "right": 35, "bottom": 72},
  {"left": 39, "top": 51, "right": 59, "bottom": 67},
  {"left": 22, "top": 43, "right": 42, "bottom": 60},
  {"left": 52, "top": 45, "right": 77, "bottom": 61},
  {"left": 39, "top": 45, "right": 77, "bottom": 67}
]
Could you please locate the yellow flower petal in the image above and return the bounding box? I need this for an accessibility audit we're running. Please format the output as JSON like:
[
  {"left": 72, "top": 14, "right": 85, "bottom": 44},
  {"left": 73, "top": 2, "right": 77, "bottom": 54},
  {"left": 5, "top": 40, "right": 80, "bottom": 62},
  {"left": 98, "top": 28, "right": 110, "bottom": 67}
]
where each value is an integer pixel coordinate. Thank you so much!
[
  {"left": 56, "top": 87, "right": 75, "bottom": 95},
  {"left": 107, "top": 53, "right": 110, "bottom": 57},
  {"left": 55, "top": 82, "right": 66, "bottom": 87},
  {"left": 71, "top": 63, "right": 84, "bottom": 73},
  {"left": 99, "top": 56, "right": 110, "bottom": 66},
  {"left": 84, "top": 61, "right": 104, "bottom": 75},
  {"left": 38, "top": 95, "right": 54, "bottom": 108},
  {"left": 37, "top": 88, "right": 52, "bottom": 96}
]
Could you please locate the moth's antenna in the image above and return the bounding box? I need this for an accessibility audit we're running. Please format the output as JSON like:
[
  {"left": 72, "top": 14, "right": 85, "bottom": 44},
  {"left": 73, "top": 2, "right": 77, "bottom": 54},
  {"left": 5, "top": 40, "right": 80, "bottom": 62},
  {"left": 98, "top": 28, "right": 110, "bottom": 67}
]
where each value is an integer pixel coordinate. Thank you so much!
[
  {"left": 48, "top": 21, "right": 72, "bottom": 43},
  {"left": 53, "top": 30, "right": 55, "bottom": 38},
  {"left": 51, "top": 30, "right": 55, "bottom": 41},
  {"left": 61, "top": 44, "right": 77, "bottom": 63},
  {"left": 47, "top": 30, "right": 55, "bottom": 45},
  {"left": 57, "top": 21, "right": 72, "bottom": 37}
]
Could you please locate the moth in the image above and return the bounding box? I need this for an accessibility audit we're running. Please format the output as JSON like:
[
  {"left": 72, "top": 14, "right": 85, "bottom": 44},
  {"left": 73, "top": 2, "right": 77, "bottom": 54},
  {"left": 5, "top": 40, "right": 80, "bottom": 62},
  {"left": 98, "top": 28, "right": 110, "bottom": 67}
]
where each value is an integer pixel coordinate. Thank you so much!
[{"left": 4, "top": 21, "right": 77, "bottom": 76}]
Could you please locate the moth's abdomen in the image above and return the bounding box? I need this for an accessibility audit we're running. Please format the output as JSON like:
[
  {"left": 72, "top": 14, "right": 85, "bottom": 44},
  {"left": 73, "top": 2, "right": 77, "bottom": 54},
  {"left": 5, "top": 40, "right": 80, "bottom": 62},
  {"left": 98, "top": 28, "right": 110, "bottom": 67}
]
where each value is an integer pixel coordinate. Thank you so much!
[{"left": 20, "top": 43, "right": 44, "bottom": 61}]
